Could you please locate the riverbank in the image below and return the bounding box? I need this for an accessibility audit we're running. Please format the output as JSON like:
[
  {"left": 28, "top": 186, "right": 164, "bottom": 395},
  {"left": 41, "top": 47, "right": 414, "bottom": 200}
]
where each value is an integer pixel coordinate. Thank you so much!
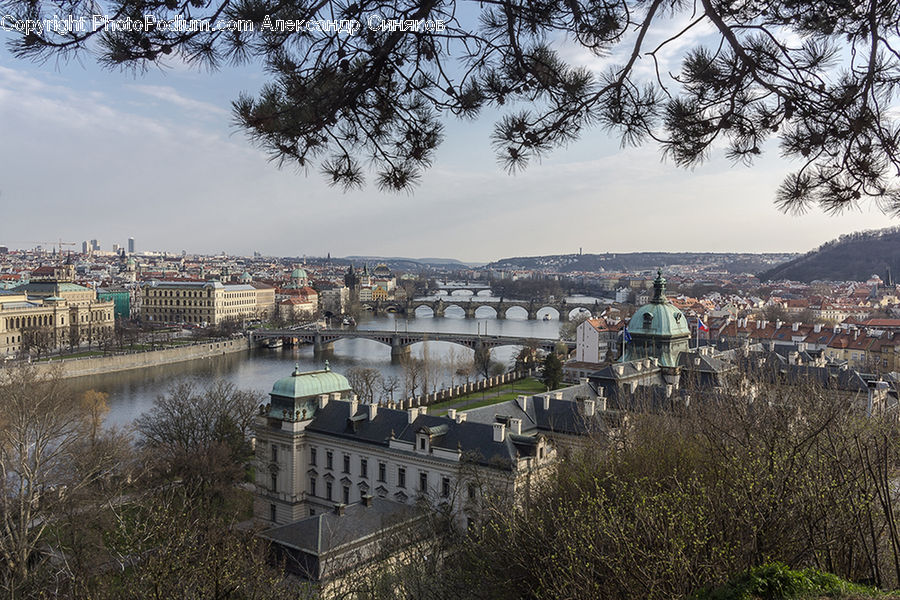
[{"left": 6, "top": 338, "right": 251, "bottom": 379}]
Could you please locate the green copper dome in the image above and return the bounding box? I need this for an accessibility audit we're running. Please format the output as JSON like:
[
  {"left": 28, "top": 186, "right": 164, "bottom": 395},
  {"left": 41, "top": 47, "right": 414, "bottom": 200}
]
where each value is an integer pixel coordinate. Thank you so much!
[
  {"left": 270, "top": 363, "right": 351, "bottom": 400},
  {"left": 291, "top": 268, "right": 307, "bottom": 280},
  {"left": 626, "top": 271, "right": 689, "bottom": 337},
  {"left": 622, "top": 271, "right": 691, "bottom": 368}
]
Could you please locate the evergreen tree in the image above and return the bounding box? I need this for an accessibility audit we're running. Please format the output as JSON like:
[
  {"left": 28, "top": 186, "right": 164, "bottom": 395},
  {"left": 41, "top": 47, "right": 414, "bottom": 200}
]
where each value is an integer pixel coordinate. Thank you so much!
[{"left": 541, "top": 352, "right": 563, "bottom": 391}]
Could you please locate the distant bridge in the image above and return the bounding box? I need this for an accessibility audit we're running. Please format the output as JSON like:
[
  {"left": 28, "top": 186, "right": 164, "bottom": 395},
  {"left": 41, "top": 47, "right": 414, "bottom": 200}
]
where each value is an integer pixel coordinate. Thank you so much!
[
  {"left": 433, "top": 281, "right": 494, "bottom": 295},
  {"left": 250, "top": 328, "right": 573, "bottom": 359},
  {"left": 362, "top": 297, "right": 603, "bottom": 321}
]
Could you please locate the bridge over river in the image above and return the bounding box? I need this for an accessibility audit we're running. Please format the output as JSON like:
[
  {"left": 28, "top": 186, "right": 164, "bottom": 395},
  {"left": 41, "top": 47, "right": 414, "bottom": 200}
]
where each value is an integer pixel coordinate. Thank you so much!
[
  {"left": 363, "top": 297, "right": 605, "bottom": 321},
  {"left": 250, "top": 328, "right": 573, "bottom": 359}
]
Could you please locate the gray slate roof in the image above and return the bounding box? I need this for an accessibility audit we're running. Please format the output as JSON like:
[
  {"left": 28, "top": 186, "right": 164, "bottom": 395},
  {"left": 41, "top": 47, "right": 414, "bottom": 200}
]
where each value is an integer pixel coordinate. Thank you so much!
[
  {"left": 259, "top": 498, "right": 422, "bottom": 556},
  {"left": 305, "top": 402, "right": 540, "bottom": 470}
]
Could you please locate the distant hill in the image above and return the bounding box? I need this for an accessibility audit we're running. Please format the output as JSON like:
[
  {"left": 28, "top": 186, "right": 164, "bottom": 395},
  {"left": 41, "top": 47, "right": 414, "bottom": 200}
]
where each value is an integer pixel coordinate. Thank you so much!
[
  {"left": 343, "top": 256, "right": 478, "bottom": 270},
  {"left": 759, "top": 227, "right": 900, "bottom": 282},
  {"left": 486, "top": 252, "right": 794, "bottom": 275}
]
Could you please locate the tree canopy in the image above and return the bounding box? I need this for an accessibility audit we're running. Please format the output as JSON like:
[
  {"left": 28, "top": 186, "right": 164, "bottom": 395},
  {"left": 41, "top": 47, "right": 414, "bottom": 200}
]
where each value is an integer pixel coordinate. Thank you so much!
[{"left": 7, "top": 0, "right": 900, "bottom": 212}]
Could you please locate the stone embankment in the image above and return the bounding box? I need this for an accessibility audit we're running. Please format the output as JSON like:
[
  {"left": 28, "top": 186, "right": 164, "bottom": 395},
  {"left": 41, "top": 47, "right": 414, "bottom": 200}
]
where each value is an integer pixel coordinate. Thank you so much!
[{"left": 8, "top": 337, "right": 251, "bottom": 379}]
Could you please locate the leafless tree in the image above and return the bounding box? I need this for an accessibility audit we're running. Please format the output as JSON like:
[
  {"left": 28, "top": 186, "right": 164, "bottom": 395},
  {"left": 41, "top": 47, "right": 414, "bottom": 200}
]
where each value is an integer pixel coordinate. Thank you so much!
[
  {"left": 380, "top": 375, "right": 400, "bottom": 405},
  {"left": 0, "top": 366, "right": 127, "bottom": 594},
  {"left": 347, "top": 367, "right": 382, "bottom": 404}
]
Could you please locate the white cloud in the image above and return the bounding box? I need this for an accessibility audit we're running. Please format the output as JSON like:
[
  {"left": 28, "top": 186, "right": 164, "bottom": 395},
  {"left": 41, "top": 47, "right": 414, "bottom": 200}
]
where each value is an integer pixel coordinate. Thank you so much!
[{"left": 128, "top": 84, "right": 229, "bottom": 117}]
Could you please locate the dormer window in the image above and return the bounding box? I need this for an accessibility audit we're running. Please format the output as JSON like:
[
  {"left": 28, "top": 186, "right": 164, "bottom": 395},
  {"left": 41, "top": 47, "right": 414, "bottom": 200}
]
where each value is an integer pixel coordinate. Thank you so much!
[{"left": 643, "top": 312, "right": 653, "bottom": 327}]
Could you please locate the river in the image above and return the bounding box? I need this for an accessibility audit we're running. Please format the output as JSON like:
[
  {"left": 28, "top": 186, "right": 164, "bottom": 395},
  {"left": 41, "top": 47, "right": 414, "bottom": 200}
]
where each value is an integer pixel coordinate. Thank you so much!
[{"left": 69, "top": 293, "right": 603, "bottom": 428}]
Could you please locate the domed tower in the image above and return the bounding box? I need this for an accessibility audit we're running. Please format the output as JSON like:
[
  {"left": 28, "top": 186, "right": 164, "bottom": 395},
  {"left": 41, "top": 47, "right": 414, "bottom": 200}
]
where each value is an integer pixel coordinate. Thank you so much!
[
  {"left": 290, "top": 267, "right": 308, "bottom": 288},
  {"left": 255, "top": 363, "right": 353, "bottom": 524},
  {"left": 622, "top": 270, "right": 690, "bottom": 368}
]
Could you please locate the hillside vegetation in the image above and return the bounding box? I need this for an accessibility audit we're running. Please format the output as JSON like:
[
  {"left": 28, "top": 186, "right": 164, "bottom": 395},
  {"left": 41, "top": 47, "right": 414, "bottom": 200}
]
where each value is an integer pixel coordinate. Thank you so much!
[{"left": 759, "top": 228, "right": 900, "bottom": 282}]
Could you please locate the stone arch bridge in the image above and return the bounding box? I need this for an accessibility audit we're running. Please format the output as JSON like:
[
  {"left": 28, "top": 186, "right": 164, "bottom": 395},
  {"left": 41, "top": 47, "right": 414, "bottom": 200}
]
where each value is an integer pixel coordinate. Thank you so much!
[{"left": 362, "top": 298, "right": 602, "bottom": 321}]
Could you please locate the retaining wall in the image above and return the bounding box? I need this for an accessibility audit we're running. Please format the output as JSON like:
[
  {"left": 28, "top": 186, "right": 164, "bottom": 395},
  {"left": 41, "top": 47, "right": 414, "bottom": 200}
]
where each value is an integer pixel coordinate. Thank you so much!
[{"left": 13, "top": 338, "right": 251, "bottom": 379}]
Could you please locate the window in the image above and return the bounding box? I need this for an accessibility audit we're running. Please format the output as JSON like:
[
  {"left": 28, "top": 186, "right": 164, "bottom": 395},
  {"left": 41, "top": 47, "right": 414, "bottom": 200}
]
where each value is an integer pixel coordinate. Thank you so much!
[
  {"left": 271, "top": 444, "right": 278, "bottom": 462},
  {"left": 378, "top": 462, "right": 386, "bottom": 482},
  {"left": 309, "top": 477, "right": 317, "bottom": 497},
  {"left": 270, "top": 473, "right": 278, "bottom": 492},
  {"left": 343, "top": 486, "right": 350, "bottom": 504},
  {"left": 343, "top": 454, "right": 350, "bottom": 474},
  {"left": 468, "top": 483, "right": 477, "bottom": 500},
  {"left": 310, "top": 447, "right": 317, "bottom": 465},
  {"left": 326, "top": 450, "right": 333, "bottom": 470},
  {"left": 270, "top": 504, "right": 277, "bottom": 522},
  {"left": 441, "top": 476, "right": 450, "bottom": 498},
  {"left": 360, "top": 458, "right": 368, "bottom": 479},
  {"left": 398, "top": 467, "right": 406, "bottom": 488},
  {"left": 419, "top": 472, "right": 428, "bottom": 493},
  {"left": 419, "top": 437, "right": 426, "bottom": 450},
  {"left": 326, "top": 481, "right": 333, "bottom": 500}
]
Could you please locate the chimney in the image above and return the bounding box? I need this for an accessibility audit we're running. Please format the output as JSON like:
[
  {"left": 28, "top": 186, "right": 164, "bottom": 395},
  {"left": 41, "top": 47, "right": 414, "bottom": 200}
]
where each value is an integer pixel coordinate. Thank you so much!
[
  {"left": 455, "top": 412, "right": 467, "bottom": 423},
  {"left": 367, "top": 403, "right": 378, "bottom": 421},
  {"left": 579, "top": 377, "right": 589, "bottom": 385},
  {"left": 509, "top": 417, "right": 522, "bottom": 435},
  {"left": 814, "top": 323, "right": 822, "bottom": 333},
  {"left": 418, "top": 407, "right": 428, "bottom": 416},
  {"left": 554, "top": 392, "right": 563, "bottom": 400},
  {"left": 349, "top": 395, "right": 359, "bottom": 416},
  {"left": 666, "top": 384, "right": 673, "bottom": 398},
  {"left": 775, "top": 320, "right": 783, "bottom": 330},
  {"left": 331, "top": 392, "right": 342, "bottom": 402},
  {"left": 361, "top": 494, "right": 373, "bottom": 507},
  {"left": 492, "top": 422, "right": 506, "bottom": 442},
  {"left": 792, "top": 322, "right": 800, "bottom": 331},
  {"left": 854, "top": 329, "right": 859, "bottom": 340},
  {"left": 542, "top": 394, "right": 551, "bottom": 410},
  {"left": 318, "top": 394, "right": 329, "bottom": 409},
  {"left": 597, "top": 397, "right": 607, "bottom": 411},
  {"left": 447, "top": 408, "right": 457, "bottom": 420},
  {"left": 582, "top": 398, "right": 595, "bottom": 417},
  {"left": 334, "top": 503, "right": 346, "bottom": 516},
  {"left": 516, "top": 395, "right": 528, "bottom": 412},
  {"left": 407, "top": 408, "right": 417, "bottom": 424}
]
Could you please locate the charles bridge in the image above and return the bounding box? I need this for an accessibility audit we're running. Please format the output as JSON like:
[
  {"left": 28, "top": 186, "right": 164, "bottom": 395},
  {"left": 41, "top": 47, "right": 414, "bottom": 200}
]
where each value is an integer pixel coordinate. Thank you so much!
[{"left": 363, "top": 297, "right": 602, "bottom": 321}]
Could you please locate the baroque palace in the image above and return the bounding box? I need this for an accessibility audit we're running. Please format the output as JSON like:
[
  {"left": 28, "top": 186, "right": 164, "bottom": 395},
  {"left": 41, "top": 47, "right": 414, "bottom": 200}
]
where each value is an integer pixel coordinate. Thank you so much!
[{"left": 0, "top": 264, "right": 115, "bottom": 357}]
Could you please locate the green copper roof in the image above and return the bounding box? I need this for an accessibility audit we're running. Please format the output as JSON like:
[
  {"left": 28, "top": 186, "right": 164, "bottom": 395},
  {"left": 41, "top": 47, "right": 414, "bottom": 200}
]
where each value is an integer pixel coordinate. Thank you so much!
[
  {"left": 270, "top": 363, "right": 351, "bottom": 400},
  {"left": 626, "top": 271, "right": 690, "bottom": 338},
  {"left": 291, "top": 268, "right": 307, "bottom": 279}
]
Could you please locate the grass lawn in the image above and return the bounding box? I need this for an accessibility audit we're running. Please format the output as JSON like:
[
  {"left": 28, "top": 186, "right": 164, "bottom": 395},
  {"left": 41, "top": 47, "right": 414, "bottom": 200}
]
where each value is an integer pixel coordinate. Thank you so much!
[{"left": 431, "top": 377, "right": 548, "bottom": 415}]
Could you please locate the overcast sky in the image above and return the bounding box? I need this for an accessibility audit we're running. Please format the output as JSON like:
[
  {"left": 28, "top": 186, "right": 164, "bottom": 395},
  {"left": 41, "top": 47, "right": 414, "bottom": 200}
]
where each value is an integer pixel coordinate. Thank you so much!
[{"left": 0, "top": 16, "right": 895, "bottom": 263}]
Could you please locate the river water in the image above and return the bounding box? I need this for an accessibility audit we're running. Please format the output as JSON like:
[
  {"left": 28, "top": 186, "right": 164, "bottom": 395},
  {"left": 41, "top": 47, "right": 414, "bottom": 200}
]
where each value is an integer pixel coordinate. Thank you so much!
[{"left": 70, "top": 293, "right": 602, "bottom": 428}]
